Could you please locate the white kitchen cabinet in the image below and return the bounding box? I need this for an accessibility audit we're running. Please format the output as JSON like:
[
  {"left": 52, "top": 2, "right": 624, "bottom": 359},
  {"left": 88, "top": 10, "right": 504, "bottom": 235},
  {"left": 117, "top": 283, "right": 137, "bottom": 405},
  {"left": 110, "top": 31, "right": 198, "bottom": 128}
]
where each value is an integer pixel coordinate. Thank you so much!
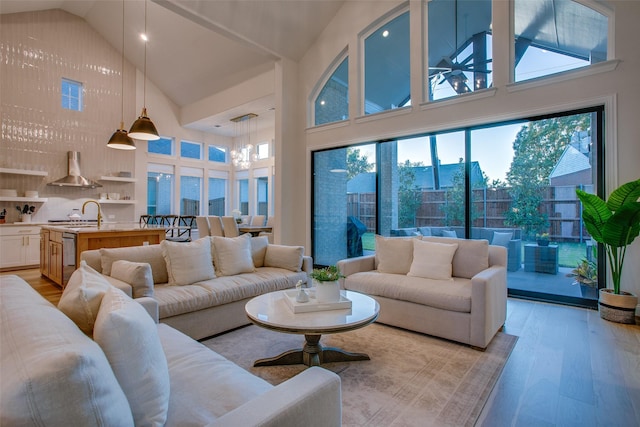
[{"left": 0, "top": 225, "right": 41, "bottom": 269}]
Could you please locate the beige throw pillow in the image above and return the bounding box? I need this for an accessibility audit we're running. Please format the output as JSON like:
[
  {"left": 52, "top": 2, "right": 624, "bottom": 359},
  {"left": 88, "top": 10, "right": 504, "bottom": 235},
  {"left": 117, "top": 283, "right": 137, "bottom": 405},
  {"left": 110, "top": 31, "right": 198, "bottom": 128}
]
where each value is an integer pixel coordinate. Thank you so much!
[
  {"left": 161, "top": 238, "right": 215, "bottom": 286},
  {"left": 110, "top": 260, "right": 154, "bottom": 298},
  {"left": 100, "top": 245, "right": 168, "bottom": 284},
  {"left": 264, "top": 245, "right": 304, "bottom": 272},
  {"left": 422, "top": 236, "right": 489, "bottom": 279},
  {"left": 408, "top": 239, "right": 458, "bottom": 280},
  {"left": 211, "top": 234, "right": 255, "bottom": 276},
  {"left": 94, "top": 287, "right": 170, "bottom": 427},
  {"left": 58, "top": 260, "right": 112, "bottom": 335},
  {"left": 250, "top": 236, "right": 269, "bottom": 267},
  {"left": 374, "top": 235, "right": 415, "bottom": 274}
]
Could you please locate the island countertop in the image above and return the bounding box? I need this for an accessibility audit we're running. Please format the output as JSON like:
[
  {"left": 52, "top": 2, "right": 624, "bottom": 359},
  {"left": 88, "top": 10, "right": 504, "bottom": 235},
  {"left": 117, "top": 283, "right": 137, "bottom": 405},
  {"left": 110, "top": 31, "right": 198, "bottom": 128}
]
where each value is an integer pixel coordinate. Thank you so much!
[{"left": 40, "top": 222, "right": 163, "bottom": 234}]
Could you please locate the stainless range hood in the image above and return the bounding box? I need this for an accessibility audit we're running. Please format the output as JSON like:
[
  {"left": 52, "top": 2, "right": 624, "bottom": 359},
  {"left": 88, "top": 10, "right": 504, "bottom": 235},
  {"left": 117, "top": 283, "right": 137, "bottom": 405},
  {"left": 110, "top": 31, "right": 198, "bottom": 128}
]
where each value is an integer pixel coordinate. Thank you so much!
[{"left": 47, "top": 151, "right": 102, "bottom": 188}]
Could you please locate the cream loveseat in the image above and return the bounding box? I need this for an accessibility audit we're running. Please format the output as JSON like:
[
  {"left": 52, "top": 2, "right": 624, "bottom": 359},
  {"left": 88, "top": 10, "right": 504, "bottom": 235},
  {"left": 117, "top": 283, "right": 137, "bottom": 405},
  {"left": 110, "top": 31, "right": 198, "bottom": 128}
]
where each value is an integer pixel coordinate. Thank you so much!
[
  {"left": 81, "top": 234, "right": 312, "bottom": 339},
  {"left": 0, "top": 273, "right": 341, "bottom": 426},
  {"left": 337, "top": 236, "right": 507, "bottom": 349}
]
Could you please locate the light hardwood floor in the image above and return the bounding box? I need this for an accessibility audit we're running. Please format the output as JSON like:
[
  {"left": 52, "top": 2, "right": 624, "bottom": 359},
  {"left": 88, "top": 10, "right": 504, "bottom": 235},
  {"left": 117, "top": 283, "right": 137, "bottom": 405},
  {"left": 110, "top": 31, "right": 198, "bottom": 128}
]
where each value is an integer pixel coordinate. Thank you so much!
[{"left": 2, "top": 268, "right": 639, "bottom": 426}]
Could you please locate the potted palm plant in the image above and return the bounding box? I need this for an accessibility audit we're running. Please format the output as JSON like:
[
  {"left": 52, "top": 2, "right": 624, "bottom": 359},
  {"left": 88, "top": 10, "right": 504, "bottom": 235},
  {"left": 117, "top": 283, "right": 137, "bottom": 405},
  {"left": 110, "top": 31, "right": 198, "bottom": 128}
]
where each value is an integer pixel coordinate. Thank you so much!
[
  {"left": 576, "top": 178, "right": 640, "bottom": 323},
  {"left": 309, "top": 265, "right": 344, "bottom": 303},
  {"left": 567, "top": 258, "right": 598, "bottom": 299}
]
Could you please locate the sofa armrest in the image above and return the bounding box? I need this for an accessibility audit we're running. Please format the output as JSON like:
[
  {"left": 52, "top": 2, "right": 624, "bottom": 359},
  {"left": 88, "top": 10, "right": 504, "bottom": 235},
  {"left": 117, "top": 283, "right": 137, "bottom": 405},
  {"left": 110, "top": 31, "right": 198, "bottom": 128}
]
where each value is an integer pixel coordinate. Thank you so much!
[
  {"left": 470, "top": 265, "right": 507, "bottom": 349},
  {"left": 206, "top": 366, "right": 341, "bottom": 427},
  {"left": 337, "top": 255, "right": 375, "bottom": 277},
  {"left": 302, "top": 255, "right": 313, "bottom": 277},
  {"left": 136, "top": 296, "right": 159, "bottom": 323}
]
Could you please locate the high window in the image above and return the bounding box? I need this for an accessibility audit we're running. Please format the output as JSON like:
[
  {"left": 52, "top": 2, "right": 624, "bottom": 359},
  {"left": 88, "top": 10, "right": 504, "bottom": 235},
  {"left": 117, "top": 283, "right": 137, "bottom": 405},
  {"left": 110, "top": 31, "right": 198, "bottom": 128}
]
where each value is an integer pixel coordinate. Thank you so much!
[
  {"left": 61, "top": 78, "right": 83, "bottom": 111},
  {"left": 208, "top": 145, "right": 226, "bottom": 162},
  {"left": 180, "top": 140, "right": 202, "bottom": 160},
  {"left": 427, "top": 0, "right": 493, "bottom": 101},
  {"left": 514, "top": 0, "right": 608, "bottom": 82},
  {"left": 147, "top": 164, "right": 175, "bottom": 215},
  {"left": 364, "top": 10, "right": 410, "bottom": 114},
  {"left": 314, "top": 56, "right": 349, "bottom": 125},
  {"left": 148, "top": 137, "right": 174, "bottom": 156}
]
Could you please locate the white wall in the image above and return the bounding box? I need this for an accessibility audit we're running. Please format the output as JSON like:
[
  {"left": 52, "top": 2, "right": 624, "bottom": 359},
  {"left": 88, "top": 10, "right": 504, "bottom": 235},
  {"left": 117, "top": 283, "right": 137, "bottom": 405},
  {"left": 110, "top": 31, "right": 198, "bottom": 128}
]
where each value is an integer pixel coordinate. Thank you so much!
[{"left": 295, "top": 0, "right": 640, "bottom": 302}]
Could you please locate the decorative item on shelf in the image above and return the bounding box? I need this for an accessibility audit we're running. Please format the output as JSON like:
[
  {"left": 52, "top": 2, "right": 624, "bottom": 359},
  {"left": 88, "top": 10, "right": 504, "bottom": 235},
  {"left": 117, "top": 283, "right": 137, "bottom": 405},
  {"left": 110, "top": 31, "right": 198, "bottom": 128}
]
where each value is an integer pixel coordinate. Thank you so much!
[
  {"left": 230, "top": 113, "right": 258, "bottom": 169},
  {"left": 67, "top": 208, "right": 82, "bottom": 222},
  {"left": 576, "top": 178, "right": 640, "bottom": 324},
  {"left": 232, "top": 209, "right": 242, "bottom": 224},
  {"left": 535, "top": 233, "right": 550, "bottom": 246},
  {"left": 128, "top": 0, "right": 159, "bottom": 141},
  {"left": 310, "top": 265, "right": 344, "bottom": 303},
  {"left": 16, "top": 204, "right": 35, "bottom": 223},
  {"left": 0, "top": 209, "right": 6, "bottom": 224}
]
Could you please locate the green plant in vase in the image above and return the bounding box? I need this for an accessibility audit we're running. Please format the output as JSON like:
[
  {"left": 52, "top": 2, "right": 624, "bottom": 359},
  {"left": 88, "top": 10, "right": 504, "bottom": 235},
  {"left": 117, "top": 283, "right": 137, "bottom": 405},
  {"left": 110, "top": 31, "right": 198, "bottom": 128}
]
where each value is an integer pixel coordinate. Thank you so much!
[{"left": 309, "top": 266, "right": 344, "bottom": 303}]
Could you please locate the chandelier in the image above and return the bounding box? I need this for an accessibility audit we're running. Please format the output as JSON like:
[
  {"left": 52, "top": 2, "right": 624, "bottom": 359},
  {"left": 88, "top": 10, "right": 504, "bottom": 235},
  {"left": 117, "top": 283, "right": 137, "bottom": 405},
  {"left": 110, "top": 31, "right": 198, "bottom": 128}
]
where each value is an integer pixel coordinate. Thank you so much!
[{"left": 230, "top": 113, "right": 258, "bottom": 169}]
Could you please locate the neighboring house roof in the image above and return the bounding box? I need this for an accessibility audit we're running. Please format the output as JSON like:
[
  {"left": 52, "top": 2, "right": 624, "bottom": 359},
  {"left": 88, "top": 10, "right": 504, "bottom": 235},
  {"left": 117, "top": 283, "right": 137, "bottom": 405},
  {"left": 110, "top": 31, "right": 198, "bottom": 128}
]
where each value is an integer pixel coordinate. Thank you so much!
[
  {"left": 549, "top": 145, "right": 591, "bottom": 181},
  {"left": 347, "top": 161, "right": 485, "bottom": 193}
]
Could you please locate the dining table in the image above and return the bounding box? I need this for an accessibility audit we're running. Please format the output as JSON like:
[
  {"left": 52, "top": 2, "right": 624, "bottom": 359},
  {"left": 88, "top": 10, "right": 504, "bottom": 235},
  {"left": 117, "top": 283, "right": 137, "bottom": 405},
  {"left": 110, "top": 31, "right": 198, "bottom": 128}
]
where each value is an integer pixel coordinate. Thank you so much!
[{"left": 238, "top": 225, "right": 272, "bottom": 236}]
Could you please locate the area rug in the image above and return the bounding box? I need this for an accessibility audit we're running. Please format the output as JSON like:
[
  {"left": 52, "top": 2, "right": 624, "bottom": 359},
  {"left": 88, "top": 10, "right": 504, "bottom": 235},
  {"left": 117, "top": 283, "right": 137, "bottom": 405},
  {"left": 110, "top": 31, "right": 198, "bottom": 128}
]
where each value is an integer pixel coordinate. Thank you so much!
[{"left": 202, "top": 323, "right": 517, "bottom": 426}]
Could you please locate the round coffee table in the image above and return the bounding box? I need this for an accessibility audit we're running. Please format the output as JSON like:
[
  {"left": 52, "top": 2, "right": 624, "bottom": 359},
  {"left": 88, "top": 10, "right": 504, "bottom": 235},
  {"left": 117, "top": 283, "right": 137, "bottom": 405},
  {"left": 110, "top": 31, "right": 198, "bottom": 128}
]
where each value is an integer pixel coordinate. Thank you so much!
[{"left": 245, "top": 289, "right": 379, "bottom": 367}]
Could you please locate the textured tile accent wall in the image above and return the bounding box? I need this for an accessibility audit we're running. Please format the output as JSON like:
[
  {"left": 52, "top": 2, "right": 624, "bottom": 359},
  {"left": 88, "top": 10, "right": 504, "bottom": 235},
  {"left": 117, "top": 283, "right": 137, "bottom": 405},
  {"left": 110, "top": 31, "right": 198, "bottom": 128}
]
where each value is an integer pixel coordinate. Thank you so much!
[{"left": 1, "top": 9, "right": 137, "bottom": 222}]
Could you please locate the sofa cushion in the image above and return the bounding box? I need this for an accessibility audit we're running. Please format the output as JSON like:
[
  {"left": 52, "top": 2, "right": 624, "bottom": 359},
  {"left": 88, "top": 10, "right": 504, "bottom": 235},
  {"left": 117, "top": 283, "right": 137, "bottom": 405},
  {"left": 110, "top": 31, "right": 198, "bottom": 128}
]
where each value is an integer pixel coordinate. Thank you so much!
[
  {"left": 0, "top": 275, "right": 134, "bottom": 427},
  {"left": 423, "top": 236, "right": 489, "bottom": 279},
  {"left": 162, "top": 238, "right": 216, "bottom": 286},
  {"left": 212, "top": 234, "right": 255, "bottom": 276},
  {"left": 264, "top": 244, "right": 304, "bottom": 272},
  {"left": 442, "top": 229, "right": 458, "bottom": 238},
  {"left": 344, "top": 271, "right": 472, "bottom": 313},
  {"left": 94, "top": 287, "right": 170, "bottom": 427},
  {"left": 101, "top": 244, "right": 168, "bottom": 284},
  {"left": 491, "top": 231, "right": 513, "bottom": 247},
  {"left": 408, "top": 239, "right": 458, "bottom": 280},
  {"left": 375, "top": 235, "right": 415, "bottom": 274},
  {"left": 58, "top": 260, "right": 112, "bottom": 335},
  {"left": 251, "top": 236, "right": 269, "bottom": 267},
  {"left": 111, "top": 260, "right": 154, "bottom": 298},
  {"left": 155, "top": 268, "right": 307, "bottom": 318},
  {"left": 157, "top": 324, "right": 272, "bottom": 425},
  {"left": 418, "top": 226, "right": 432, "bottom": 236}
]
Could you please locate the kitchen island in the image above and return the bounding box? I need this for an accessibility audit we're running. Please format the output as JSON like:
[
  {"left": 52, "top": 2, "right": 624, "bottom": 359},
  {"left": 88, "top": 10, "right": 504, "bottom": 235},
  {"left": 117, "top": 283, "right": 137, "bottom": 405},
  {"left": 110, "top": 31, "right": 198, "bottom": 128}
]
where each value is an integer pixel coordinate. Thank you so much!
[{"left": 40, "top": 223, "right": 166, "bottom": 288}]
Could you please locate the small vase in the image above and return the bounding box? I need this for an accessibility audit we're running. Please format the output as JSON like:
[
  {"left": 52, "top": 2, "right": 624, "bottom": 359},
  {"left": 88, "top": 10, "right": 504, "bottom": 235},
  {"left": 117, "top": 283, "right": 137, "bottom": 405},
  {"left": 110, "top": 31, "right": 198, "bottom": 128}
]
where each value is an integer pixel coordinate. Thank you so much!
[
  {"left": 537, "top": 240, "right": 549, "bottom": 246},
  {"left": 21, "top": 215, "right": 31, "bottom": 223},
  {"left": 314, "top": 280, "right": 341, "bottom": 303}
]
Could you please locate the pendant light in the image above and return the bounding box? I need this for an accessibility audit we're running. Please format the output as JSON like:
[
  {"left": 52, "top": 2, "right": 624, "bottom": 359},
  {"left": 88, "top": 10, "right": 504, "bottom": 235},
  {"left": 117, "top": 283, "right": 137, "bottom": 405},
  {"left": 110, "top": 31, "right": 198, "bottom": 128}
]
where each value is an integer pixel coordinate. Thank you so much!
[
  {"left": 107, "top": 0, "right": 136, "bottom": 150},
  {"left": 128, "top": 0, "right": 159, "bottom": 141}
]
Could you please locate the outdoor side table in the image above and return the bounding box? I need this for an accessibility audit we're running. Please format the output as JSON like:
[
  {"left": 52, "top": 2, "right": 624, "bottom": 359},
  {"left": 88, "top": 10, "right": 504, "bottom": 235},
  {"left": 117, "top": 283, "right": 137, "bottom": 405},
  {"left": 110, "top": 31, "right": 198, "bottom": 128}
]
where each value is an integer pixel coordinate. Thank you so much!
[{"left": 524, "top": 244, "right": 559, "bottom": 274}]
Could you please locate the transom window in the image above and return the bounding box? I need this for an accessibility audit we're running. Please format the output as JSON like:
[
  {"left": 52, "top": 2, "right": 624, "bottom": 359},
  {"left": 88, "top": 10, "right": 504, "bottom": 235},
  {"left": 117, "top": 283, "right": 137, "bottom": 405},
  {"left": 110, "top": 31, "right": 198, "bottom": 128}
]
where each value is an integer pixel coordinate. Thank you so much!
[
  {"left": 148, "top": 137, "right": 174, "bottom": 156},
  {"left": 314, "top": 56, "right": 349, "bottom": 126},
  {"left": 180, "top": 140, "right": 202, "bottom": 160}
]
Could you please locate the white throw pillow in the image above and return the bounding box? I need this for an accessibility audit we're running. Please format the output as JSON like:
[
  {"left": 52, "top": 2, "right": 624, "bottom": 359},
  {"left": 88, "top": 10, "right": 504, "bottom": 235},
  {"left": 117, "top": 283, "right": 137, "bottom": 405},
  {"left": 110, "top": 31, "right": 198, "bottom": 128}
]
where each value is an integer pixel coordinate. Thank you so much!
[
  {"left": 94, "top": 287, "right": 170, "bottom": 427},
  {"left": 375, "top": 235, "right": 415, "bottom": 274},
  {"left": 491, "top": 231, "right": 513, "bottom": 247},
  {"left": 408, "top": 239, "right": 459, "bottom": 280},
  {"left": 211, "top": 234, "right": 255, "bottom": 276},
  {"left": 161, "top": 238, "right": 215, "bottom": 286},
  {"left": 58, "top": 260, "right": 112, "bottom": 335},
  {"left": 251, "top": 236, "right": 269, "bottom": 267},
  {"left": 100, "top": 245, "right": 168, "bottom": 284},
  {"left": 264, "top": 244, "right": 304, "bottom": 272},
  {"left": 111, "top": 260, "right": 154, "bottom": 298}
]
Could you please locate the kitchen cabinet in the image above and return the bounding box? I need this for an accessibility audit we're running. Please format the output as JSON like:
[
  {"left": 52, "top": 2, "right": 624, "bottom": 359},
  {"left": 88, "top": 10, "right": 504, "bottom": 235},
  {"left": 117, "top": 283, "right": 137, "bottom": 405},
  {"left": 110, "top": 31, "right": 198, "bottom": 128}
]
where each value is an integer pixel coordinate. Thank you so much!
[
  {"left": 40, "top": 229, "right": 63, "bottom": 287},
  {"left": 0, "top": 225, "right": 41, "bottom": 270}
]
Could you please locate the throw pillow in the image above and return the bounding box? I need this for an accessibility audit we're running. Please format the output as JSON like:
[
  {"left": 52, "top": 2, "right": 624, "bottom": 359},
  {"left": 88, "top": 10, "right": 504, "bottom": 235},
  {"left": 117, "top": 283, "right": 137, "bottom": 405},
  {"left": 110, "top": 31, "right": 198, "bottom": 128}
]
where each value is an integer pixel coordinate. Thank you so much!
[
  {"left": 418, "top": 227, "right": 432, "bottom": 236},
  {"left": 442, "top": 229, "right": 458, "bottom": 238},
  {"left": 161, "top": 238, "right": 215, "bottom": 286},
  {"left": 491, "top": 231, "right": 513, "bottom": 247},
  {"left": 58, "top": 260, "right": 112, "bottom": 335},
  {"left": 110, "top": 260, "right": 154, "bottom": 298},
  {"left": 211, "top": 234, "right": 255, "bottom": 276},
  {"left": 100, "top": 245, "right": 168, "bottom": 284},
  {"left": 374, "top": 235, "right": 415, "bottom": 274},
  {"left": 94, "top": 287, "right": 170, "bottom": 427},
  {"left": 408, "top": 239, "right": 458, "bottom": 280},
  {"left": 264, "top": 245, "right": 304, "bottom": 272},
  {"left": 423, "top": 236, "right": 489, "bottom": 279},
  {"left": 251, "top": 236, "right": 269, "bottom": 268}
]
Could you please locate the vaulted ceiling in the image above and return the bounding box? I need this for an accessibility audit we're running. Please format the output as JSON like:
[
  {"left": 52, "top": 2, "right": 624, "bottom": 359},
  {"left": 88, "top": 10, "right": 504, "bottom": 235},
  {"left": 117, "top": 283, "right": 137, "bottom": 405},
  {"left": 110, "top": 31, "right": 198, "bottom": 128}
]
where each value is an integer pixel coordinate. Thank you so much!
[{"left": 0, "top": 0, "right": 345, "bottom": 135}]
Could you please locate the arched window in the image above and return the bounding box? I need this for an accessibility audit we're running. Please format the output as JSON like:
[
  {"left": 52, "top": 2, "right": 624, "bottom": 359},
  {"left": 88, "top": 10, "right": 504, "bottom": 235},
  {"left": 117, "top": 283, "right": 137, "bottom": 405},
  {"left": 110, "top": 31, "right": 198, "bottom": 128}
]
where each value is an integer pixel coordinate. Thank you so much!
[
  {"left": 314, "top": 56, "right": 349, "bottom": 126},
  {"left": 364, "top": 10, "right": 410, "bottom": 114},
  {"left": 514, "top": 0, "right": 608, "bottom": 82},
  {"left": 427, "top": 0, "right": 493, "bottom": 101}
]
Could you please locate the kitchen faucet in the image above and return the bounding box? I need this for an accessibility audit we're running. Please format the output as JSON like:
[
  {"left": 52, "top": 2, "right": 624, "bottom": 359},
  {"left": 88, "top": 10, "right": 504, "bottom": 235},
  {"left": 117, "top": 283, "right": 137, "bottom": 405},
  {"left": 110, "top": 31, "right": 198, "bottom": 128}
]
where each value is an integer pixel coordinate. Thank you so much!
[{"left": 82, "top": 200, "right": 102, "bottom": 228}]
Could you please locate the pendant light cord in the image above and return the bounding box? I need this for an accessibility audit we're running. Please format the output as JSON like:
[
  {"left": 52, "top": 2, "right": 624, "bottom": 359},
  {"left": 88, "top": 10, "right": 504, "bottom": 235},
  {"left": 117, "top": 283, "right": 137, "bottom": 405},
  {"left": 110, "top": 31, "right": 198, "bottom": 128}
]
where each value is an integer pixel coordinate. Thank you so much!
[
  {"left": 120, "top": 0, "right": 125, "bottom": 125},
  {"left": 143, "top": 0, "right": 148, "bottom": 109}
]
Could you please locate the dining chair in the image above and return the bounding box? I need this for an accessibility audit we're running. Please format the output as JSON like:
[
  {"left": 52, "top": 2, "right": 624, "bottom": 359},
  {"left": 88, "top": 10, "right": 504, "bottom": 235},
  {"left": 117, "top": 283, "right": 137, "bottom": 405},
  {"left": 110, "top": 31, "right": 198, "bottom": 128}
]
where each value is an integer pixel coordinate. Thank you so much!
[
  {"left": 250, "top": 215, "right": 266, "bottom": 226},
  {"left": 265, "top": 216, "right": 275, "bottom": 227},
  {"left": 195, "top": 216, "right": 210, "bottom": 238},
  {"left": 207, "top": 216, "right": 224, "bottom": 237},
  {"left": 221, "top": 216, "right": 239, "bottom": 237}
]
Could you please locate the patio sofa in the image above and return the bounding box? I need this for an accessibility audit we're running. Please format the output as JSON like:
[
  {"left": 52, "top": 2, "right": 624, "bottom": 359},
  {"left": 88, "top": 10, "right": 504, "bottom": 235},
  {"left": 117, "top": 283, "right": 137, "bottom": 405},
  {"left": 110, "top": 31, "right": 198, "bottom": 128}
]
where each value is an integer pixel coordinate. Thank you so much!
[
  {"left": 391, "top": 226, "right": 522, "bottom": 271},
  {"left": 0, "top": 274, "right": 341, "bottom": 426},
  {"left": 81, "top": 234, "right": 312, "bottom": 340},
  {"left": 337, "top": 235, "right": 507, "bottom": 349}
]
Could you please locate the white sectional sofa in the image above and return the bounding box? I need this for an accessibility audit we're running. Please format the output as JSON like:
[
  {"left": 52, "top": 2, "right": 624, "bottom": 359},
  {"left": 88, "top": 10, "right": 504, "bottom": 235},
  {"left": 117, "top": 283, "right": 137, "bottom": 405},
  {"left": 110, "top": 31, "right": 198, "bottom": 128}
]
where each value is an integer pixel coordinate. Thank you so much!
[
  {"left": 81, "top": 234, "right": 311, "bottom": 339},
  {"left": 337, "top": 235, "right": 507, "bottom": 349},
  {"left": 0, "top": 273, "right": 341, "bottom": 426}
]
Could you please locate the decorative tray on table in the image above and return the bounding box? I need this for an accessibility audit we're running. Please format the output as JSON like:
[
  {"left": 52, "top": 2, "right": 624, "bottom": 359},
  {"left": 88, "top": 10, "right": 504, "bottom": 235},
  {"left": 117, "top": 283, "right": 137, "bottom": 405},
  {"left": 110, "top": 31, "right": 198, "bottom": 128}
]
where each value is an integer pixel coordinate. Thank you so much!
[{"left": 282, "top": 289, "right": 352, "bottom": 313}]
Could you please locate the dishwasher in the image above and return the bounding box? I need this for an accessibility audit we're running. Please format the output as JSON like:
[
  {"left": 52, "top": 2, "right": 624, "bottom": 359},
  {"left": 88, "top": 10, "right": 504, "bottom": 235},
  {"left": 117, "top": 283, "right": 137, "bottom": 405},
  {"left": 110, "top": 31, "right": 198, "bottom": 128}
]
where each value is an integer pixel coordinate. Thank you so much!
[{"left": 62, "top": 232, "right": 76, "bottom": 286}]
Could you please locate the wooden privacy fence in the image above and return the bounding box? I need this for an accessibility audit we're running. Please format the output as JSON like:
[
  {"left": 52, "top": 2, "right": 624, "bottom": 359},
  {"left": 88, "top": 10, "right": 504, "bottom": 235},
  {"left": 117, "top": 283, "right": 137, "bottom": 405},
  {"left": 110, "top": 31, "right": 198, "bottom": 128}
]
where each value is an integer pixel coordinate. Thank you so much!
[{"left": 347, "top": 185, "right": 591, "bottom": 242}]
